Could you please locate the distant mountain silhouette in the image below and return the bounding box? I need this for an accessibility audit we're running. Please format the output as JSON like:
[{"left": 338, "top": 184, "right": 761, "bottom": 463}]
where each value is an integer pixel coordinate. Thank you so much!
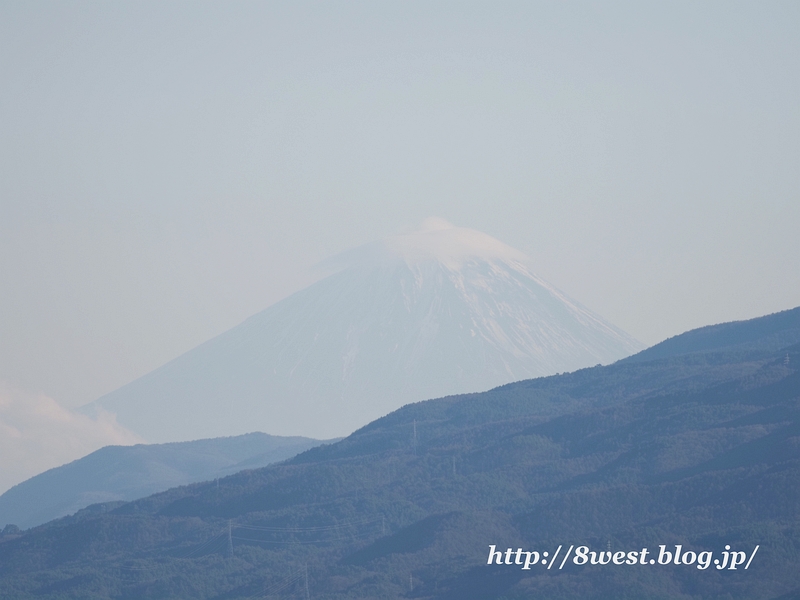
[
  {"left": 82, "top": 219, "right": 642, "bottom": 442},
  {"left": 0, "top": 432, "right": 331, "bottom": 530}
]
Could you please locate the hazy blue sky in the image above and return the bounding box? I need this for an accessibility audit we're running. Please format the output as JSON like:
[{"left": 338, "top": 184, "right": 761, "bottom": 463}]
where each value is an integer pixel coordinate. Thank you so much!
[{"left": 2, "top": 1, "right": 799, "bottom": 412}]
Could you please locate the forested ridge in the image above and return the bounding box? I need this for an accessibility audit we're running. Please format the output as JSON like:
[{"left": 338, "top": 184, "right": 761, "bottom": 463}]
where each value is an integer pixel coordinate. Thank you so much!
[{"left": 1, "top": 308, "right": 799, "bottom": 599}]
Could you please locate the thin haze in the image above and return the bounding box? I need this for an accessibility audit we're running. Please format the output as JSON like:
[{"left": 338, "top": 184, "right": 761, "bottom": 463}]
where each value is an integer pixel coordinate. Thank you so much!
[{"left": 0, "top": 1, "right": 798, "bottom": 469}]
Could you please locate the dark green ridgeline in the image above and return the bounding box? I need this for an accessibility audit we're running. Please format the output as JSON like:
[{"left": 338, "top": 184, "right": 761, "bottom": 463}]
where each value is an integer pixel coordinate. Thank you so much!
[{"left": 1, "top": 307, "right": 800, "bottom": 599}]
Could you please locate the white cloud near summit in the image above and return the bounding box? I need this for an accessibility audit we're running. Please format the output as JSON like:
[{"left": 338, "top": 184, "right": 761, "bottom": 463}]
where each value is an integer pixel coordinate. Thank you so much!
[{"left": 0, "top": 383, "right": 142, "bottom": 495}]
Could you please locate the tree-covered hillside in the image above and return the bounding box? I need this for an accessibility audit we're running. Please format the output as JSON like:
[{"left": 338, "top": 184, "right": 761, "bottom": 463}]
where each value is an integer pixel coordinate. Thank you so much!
[{"left": 1, "top": 309, "right": 799, "bottom": 599}]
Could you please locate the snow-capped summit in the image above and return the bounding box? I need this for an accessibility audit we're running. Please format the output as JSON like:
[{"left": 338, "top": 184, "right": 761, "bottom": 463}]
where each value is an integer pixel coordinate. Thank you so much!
[
  {"left": 385, "top": 217, "right": 528, "bottom": 267},
  {"left": 82, "top": 219, "right": 643, "bottom": 442},
  {"left": 324, "top": 217, "right": 528, "bottom": 272}
]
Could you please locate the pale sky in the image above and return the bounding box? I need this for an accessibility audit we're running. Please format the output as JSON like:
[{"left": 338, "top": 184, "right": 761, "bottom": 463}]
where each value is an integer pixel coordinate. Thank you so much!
[{"left": 2, "top": 0, "right": 799, "bottom": 418}]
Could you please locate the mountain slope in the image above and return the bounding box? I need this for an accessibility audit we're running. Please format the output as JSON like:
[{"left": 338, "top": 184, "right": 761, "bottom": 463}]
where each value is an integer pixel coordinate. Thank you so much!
[
  {"left": 2, "top": 308, "right": 798, "bottom": 599},
  {"left": 623, "top": 306, "right": 800, "bottom": 363},
  {"left": 0, "top": 432, "right": 331, "bottom": 530},
  {"left": 82, "top": 219, "right": 642, "bottom": 442}
]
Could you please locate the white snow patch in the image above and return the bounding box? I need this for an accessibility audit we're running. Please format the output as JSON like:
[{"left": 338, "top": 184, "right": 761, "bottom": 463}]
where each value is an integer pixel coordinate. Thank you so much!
[{"left": 321, "top": 217, "right": 531, "bottom": 272}]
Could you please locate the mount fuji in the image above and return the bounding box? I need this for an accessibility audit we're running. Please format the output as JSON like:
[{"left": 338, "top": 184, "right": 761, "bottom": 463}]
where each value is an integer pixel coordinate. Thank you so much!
[{"left": 82, "top": 218, "right": 643, "bottom": 442}]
